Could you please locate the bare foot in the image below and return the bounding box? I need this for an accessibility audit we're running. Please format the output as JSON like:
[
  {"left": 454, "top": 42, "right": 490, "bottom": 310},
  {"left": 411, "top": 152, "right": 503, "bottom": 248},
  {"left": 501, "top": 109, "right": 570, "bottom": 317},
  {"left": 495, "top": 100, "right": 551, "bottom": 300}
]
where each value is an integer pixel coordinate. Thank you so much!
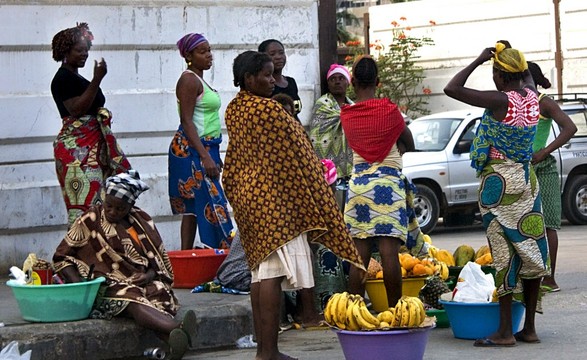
[{"left": 514, "top": 330, "right": 541, "bottom": 343}]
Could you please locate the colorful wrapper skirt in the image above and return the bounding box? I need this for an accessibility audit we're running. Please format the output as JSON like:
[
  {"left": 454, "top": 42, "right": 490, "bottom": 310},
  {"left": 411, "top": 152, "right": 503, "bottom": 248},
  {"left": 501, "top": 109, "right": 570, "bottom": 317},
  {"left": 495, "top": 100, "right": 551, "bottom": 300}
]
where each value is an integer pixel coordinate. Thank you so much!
[
  {"left": 479, "top": 159, "right": 550, "bottom": 307},
  {"left": 53, "top": 108, "right": 132, "bottom": 225},
  {"left": 344, "top": 163, "right": 425, "bottom": 254},
  {"left": 168, "top": 126, "right": 233, "bottom": 249}
]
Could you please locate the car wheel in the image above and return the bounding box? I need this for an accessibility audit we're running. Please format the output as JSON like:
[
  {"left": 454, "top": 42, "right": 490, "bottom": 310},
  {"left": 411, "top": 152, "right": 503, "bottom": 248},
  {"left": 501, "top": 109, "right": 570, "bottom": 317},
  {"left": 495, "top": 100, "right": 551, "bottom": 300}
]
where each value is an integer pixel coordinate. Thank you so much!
[
  {"left": 413, "top": 184, "right": 440, "bottom": 234},
  {"left": 562, "top": 174, "right": 587, "bottom": 225}
]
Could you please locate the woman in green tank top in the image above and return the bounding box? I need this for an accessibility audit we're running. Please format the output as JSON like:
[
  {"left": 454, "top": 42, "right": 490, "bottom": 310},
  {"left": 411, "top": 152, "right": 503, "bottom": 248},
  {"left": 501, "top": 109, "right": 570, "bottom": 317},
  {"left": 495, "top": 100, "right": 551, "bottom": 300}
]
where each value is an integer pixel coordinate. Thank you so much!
[
  {"left": 527, "top": 61, "right": 577, "bottom": 293},
  {"left": 168, "top": 33, "right": 233, "bottom": 250}
]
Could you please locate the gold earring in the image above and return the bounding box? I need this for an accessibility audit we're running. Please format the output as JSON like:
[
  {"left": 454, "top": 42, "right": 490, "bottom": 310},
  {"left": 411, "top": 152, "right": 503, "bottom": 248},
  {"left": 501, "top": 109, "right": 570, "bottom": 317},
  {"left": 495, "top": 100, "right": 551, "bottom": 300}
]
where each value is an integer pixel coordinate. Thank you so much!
[{"left": 187, "top": 61, "right": 192, "bottom": 66}]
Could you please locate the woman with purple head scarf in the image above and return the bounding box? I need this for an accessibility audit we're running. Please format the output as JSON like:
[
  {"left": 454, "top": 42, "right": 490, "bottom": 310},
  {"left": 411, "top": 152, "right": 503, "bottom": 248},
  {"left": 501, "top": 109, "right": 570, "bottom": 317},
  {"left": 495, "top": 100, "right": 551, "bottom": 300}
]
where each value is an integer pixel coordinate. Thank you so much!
[{"left": 168, "top": 33, "right": 233, "bottom": 250}]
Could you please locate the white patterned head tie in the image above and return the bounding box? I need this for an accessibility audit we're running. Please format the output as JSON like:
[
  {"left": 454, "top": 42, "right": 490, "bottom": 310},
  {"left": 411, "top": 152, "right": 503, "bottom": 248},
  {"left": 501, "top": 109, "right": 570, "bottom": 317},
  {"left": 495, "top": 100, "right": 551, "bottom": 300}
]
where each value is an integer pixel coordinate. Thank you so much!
[{"left": 105, "top": 170, "right": 150, "bottom": 204}]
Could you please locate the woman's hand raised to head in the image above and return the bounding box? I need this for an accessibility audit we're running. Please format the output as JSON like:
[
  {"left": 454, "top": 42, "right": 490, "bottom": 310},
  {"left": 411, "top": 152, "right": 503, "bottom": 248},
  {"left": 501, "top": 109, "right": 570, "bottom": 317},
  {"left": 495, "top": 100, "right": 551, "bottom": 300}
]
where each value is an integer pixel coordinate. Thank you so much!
[
  {"left": 94, "top": 57, "right": 107, "bottom": 82},
  {"left": 476, "top": 47, "right": 496, "bottom": 64}
]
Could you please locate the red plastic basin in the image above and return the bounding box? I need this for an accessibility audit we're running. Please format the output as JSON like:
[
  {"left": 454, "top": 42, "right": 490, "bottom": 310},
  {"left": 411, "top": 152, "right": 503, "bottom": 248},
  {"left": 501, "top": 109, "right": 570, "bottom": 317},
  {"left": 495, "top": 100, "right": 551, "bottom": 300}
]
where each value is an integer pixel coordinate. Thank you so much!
[{"left": 168, "top": 249, "right": 229, "bottom": 288}]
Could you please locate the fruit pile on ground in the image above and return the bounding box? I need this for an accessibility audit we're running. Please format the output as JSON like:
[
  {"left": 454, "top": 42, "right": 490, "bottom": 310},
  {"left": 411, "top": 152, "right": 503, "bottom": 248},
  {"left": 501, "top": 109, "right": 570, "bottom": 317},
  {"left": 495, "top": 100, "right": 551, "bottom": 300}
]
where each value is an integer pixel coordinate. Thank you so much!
[{"left": 324, "top": 292, "right": 429, "bottom": 330}]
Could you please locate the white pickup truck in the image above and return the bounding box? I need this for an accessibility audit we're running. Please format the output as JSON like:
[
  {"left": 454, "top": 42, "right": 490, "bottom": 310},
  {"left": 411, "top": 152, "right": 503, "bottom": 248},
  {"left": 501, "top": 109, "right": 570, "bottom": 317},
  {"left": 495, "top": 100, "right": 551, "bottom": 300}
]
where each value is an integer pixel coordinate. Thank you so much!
[{"left": 403, "top": 96, "right": 587, "bottom": 234}]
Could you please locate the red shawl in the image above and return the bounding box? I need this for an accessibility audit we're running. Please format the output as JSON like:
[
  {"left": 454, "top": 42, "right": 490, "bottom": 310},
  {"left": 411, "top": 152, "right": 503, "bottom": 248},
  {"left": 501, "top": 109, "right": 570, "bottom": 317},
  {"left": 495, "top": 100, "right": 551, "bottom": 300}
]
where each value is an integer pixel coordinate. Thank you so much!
[{"left": 340, "top": 98, "right": 405, "bottom": 163}]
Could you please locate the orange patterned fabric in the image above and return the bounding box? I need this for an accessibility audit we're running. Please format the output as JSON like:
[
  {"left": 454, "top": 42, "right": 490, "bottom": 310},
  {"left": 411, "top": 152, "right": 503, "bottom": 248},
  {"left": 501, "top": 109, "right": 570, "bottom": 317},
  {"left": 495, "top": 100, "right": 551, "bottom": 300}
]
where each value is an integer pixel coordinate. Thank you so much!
[{"left": 223, "top": 91, "right": 364, "bottom": 270}]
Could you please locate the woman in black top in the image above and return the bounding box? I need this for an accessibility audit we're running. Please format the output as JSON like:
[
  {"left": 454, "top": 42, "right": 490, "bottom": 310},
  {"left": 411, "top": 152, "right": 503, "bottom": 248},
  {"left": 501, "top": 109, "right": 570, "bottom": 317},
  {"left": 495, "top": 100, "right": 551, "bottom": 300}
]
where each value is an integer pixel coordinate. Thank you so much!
[
  {"left": 258, "top": 39, "right": 302, "bottom": 119},
  {"left": 51, "top": 23, "right": 131, "bottom": 225}
]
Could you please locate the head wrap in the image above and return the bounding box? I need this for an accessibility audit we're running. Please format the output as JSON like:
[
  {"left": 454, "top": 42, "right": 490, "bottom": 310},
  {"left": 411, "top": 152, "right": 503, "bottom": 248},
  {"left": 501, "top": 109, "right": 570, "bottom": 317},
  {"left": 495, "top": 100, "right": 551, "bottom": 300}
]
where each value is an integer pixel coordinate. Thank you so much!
[
  {"left": 327, "top": 64, "right": 351, "bottom": 83},
  {"left": 176, "top": 33, "right": 208, "bottom": 58},
  {"left": 105, "top": 170, "right": 149, "bottom": 204},
  {"left": 492, "top": 42, "right": 527, "bottom": 73}
]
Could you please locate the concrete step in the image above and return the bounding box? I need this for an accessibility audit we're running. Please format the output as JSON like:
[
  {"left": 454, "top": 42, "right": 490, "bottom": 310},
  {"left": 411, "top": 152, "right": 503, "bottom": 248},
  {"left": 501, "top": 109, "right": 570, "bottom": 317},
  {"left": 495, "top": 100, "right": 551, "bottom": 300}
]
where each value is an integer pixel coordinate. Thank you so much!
[{"left": 0, "top": 287, "right": 253, "bottom": 360}]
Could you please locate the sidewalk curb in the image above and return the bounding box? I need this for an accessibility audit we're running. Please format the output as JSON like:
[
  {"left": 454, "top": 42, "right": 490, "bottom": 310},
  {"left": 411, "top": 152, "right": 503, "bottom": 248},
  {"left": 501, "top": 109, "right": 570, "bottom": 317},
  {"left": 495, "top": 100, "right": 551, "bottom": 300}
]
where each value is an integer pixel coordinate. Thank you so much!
[{"left": 0, "top": 292, "right": 253, "bottom": 360}]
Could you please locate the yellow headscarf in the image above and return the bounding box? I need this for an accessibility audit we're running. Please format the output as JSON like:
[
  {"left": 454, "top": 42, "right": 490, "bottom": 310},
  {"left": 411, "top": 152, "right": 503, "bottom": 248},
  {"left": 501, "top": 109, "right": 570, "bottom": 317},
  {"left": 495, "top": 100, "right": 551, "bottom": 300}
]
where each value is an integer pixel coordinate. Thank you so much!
[{"left": 492, "top": 42, "right": 528, "bottom": 73}]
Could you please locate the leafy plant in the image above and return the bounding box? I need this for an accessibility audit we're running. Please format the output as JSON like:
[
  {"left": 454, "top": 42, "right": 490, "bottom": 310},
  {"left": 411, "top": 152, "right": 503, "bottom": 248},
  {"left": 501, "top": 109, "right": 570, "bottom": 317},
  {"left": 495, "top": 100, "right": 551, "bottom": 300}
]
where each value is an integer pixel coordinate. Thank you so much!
[{"left": 345, "top": 18, "right": 435, "bottom": 119}]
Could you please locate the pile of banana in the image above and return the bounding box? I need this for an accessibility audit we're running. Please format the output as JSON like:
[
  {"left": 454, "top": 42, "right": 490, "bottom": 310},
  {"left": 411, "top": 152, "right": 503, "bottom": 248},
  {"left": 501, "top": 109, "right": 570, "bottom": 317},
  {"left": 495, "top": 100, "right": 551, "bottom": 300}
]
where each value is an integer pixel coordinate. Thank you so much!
[{"left": 324, "top": 292, "right": 427, "bottom": 331}]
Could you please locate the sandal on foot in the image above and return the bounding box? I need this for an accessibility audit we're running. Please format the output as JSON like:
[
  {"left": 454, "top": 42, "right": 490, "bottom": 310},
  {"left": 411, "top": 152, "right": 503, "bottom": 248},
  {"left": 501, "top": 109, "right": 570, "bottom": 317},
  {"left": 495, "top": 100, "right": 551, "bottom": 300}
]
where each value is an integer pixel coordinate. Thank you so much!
[
  {"left": 474, "top": 338, "right": 516, "bottom": 347},
  {"left": 541, "top": 285, "right": 560, "bottom": 293},
  {"left": 180, "top": 310, "right": 197, "bottom": 347},
  {"left": 168, "top": 328, "right": 189, "bottom": 360}
]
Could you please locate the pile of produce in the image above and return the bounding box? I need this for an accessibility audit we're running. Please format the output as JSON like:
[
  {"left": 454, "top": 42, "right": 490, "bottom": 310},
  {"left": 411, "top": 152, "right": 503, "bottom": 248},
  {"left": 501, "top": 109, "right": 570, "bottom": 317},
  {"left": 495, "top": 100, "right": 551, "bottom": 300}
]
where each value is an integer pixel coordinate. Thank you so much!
[
  {"left": 428, "top": 244, "right": 493, "bottom": 267},
  {"left": 324, "top": 292, "right": 431, "bottom": 330},
  {"left": 366, "top": 234, "right": 450, "bottom": 281}
]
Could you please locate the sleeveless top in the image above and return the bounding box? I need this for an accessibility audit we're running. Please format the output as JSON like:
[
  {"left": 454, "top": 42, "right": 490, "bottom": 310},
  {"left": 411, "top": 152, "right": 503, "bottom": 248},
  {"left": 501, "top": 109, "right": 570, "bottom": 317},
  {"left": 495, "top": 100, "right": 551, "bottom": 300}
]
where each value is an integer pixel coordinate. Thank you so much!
[
  {"left": 533, "top": 93, "right": 553, "bottom": 151},
  {"left": 489, "top": 88, "right": 539, "bottom": 160},
  {"left": 177, "top": 70, "right": 221, "bottom": 138}
]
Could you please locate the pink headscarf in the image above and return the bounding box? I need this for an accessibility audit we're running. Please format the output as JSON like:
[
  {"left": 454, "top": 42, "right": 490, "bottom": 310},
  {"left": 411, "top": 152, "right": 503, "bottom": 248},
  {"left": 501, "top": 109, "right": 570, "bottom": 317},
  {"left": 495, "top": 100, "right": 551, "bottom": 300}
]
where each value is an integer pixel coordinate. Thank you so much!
[
  {"left": 176, "top": 33, "right": 208, "bottom": 58},
  {"left": 327, "top": 64, "right": 351, "bottom": 83}
]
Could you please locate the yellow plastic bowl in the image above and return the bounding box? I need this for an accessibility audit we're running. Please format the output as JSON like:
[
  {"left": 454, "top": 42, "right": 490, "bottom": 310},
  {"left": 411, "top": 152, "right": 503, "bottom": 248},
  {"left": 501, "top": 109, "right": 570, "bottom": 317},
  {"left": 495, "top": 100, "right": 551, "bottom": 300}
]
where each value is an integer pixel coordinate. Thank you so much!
[{"left": 365, "top": 277, "right": 427, "bottom": 312}]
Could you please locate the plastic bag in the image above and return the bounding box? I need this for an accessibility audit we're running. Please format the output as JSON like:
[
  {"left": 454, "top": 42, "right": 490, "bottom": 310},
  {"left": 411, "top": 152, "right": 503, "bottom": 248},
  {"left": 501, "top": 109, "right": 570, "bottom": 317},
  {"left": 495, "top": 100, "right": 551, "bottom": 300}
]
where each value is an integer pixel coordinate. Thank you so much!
[
  {"left": 0, "top": 341, "right": 32, "bottom": 360},
  {"left": 452, "top": 262, "right": 495, "bottom": 303},
  {"left": 235, "top": 334, "right": 257, "bottom": 349}
]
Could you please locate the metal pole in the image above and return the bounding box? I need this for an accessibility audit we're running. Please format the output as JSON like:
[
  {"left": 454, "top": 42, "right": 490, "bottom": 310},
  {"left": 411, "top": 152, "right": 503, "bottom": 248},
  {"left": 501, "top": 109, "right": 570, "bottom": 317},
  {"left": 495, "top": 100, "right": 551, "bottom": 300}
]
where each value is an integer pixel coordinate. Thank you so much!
[{"left": 553, "top": 0, "right": 563, "bottom": 99}]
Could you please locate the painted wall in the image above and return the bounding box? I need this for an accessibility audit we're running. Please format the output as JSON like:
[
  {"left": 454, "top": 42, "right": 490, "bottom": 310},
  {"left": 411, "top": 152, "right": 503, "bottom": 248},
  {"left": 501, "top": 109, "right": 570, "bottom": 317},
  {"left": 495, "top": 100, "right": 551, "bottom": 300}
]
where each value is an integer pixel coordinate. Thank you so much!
[
  {"left": 0, "top": 0, "right": 321, "bottom": 272},
  {"left": 368, "top": 0, "right": 587, "bottom": 116}
]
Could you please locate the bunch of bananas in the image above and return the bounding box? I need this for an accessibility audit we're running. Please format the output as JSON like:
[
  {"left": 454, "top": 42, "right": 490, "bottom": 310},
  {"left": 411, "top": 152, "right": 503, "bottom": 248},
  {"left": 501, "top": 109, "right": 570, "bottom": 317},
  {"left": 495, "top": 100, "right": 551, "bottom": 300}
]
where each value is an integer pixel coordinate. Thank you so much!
[
  {"left": 324, "top": 292, "right": 427, "bottom": 330},
  {"left": 434, "top": 261, "right": 450, "bottom": 280},
  {"left": 389, "top": 296, "right": 427, "bottom": 328}
]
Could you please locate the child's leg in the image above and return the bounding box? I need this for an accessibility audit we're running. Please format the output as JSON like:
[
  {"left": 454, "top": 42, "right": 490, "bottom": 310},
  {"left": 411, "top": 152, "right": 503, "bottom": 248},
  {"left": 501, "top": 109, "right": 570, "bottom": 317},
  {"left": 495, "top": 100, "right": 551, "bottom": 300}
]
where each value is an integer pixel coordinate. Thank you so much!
[{"left": 255, "top": 277, "right": 284, "bottom": 360}]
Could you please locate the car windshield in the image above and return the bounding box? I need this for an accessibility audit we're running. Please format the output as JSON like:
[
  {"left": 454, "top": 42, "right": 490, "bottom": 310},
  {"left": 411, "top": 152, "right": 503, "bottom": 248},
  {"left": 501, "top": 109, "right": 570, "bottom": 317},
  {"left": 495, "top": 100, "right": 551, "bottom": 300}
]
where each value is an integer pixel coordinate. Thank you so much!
[{"left": 409, "top": 118, "right": 463, "bottom": 151}]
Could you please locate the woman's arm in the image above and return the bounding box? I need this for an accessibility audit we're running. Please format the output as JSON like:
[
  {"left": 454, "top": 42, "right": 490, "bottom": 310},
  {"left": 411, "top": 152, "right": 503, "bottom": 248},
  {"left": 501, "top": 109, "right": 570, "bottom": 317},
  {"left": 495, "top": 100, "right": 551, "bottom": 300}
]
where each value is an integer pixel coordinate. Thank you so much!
[
  {"left": 444, "top": 48, "right": 506, "bottom": 112},
  {"left": 397, "top": 126, "right": 415, "bottom": 155},
  {"left": 532, "top": 97, "right": 578, "bottom": 164},
  {"left": 176, "top": 73, "right": 220, "bottom": 178},
  {"left": 62, "top": 58, "right": 107, "bottom": 117}
]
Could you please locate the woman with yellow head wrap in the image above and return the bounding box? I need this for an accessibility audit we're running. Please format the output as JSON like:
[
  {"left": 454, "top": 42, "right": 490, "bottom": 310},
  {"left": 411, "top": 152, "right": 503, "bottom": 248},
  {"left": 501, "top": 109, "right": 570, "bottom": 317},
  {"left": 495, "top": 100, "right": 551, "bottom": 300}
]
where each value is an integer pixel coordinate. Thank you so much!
[
  {"left": 444, "top": 46, "right": 549, "bottom": 347},
  {"left": 492, "top": 42, "right": 528, "bottom": 73}
]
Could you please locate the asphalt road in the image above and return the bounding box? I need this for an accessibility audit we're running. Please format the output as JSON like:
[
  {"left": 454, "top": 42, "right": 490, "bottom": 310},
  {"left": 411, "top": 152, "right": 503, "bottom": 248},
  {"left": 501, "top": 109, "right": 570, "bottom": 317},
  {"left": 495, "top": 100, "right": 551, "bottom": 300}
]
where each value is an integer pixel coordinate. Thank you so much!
[{"left": 183, "top": 223, "right": 587, "bottom": 360}]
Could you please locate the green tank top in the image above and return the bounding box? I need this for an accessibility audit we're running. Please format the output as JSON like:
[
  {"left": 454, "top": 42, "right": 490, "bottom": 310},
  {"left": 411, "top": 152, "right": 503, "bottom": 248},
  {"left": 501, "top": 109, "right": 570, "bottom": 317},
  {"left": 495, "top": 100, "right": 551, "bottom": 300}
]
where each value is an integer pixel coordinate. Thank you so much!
[
  {"left": 177, "top": 70, "right": 221, "bottom": 138},
  {"left": 533, "top": 93, "right": 552, "bottom": 151}
]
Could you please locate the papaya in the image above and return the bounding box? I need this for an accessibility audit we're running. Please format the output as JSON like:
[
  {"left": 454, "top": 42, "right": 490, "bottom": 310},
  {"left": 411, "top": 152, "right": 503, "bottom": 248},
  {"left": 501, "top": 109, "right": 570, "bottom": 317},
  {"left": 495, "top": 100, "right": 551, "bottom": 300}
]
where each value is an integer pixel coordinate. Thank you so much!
[
  {"left": 453, "top": 244, "right": 475, "bottom": 267},
  {"left": 475, "top": 245, "right": 490, "bottom": 260},
  {"left": 475, "top": 252, "right": 493, "bottom": 266},
  {"left": 435, "top": 249, "right": 455, "bottom": 267}
]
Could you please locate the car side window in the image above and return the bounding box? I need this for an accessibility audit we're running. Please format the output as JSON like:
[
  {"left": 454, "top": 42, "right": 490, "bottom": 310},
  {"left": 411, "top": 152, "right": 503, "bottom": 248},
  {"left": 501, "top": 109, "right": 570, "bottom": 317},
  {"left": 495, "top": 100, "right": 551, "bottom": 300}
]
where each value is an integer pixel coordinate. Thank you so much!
[
  {"left": 565, "top": 109, "right": 587, "bottom": 137},
  {"left": 461, "top": 119, "right": 480, "bottom": 142}
]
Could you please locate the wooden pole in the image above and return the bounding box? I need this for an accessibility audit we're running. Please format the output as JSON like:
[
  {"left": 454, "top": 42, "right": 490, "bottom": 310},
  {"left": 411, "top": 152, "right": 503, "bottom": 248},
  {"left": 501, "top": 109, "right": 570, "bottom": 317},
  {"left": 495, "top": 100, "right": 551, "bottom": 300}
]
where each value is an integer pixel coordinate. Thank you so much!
[
  {"left": 553, "top": 0, "right": 563, "bottom": 99},
  {"left": 363, "top": 12, "right": 370, "bottom": 55},
  {"left": 318, "top": 0, "right": 338, "bottom": 95}
]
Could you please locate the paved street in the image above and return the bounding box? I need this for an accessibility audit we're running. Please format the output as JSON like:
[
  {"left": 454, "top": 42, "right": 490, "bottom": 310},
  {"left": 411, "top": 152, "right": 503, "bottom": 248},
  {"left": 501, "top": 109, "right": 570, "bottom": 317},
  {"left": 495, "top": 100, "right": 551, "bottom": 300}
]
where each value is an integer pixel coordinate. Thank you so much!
[{"left": 182, "top": 223, "right": 587, "bottom": 360}]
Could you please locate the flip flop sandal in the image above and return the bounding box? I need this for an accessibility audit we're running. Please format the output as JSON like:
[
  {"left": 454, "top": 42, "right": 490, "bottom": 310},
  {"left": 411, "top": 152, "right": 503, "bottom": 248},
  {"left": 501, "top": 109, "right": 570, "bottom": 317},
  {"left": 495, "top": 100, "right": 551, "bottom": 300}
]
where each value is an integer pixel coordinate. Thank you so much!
[
  {"left": 473, "top": 338, "right": 517, "bottom": 347},
  {"left": 541, "top": 285, "right": 560, "bottom": 293},
  {"left": 168, "top": 328, "right": 189, "bottom": 360},
  {"left": 180, "top": 310, "right": 197, "bottom": 347}
]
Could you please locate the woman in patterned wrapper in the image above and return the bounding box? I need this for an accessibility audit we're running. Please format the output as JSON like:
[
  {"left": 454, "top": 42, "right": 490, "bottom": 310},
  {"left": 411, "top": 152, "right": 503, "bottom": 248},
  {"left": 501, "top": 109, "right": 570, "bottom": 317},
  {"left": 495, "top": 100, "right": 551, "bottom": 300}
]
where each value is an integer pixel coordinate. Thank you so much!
[
  {"left": 168, "top": 33, "right": 233, "bottom": 250},
  {"left": 444, "top": 43, "right": 550, "bottom": 346},
  {"left": 51, "top": 22, "right": 132, "bottom": 225},
  {"left": 53, "top": 170, "right": 196, "bottom": 360},
  {"left": 223, "top": 50, "right": 364, "bottom": 360},
  {"left": 340, "top": 56, "right": 420, "bottom": 312}
]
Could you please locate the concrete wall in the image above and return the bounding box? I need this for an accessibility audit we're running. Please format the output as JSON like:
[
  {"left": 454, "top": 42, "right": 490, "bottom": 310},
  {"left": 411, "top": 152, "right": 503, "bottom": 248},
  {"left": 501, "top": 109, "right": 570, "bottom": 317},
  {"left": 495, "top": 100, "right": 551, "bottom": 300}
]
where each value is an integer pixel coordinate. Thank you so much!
[
  {"left": 0, "top": 0, "right": 321, "bottom": 273},
  {"left": 368, "top": 0, "right": 587, "bottom": 116}
]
